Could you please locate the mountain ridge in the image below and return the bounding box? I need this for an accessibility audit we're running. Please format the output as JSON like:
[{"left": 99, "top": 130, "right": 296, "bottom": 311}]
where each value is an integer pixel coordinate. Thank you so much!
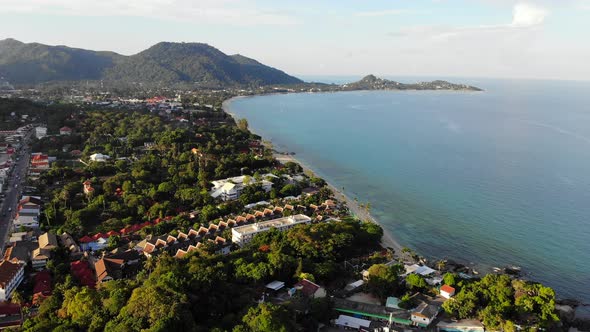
[{"left": 0, "top": 39, "right": 302, "bottom": 87}]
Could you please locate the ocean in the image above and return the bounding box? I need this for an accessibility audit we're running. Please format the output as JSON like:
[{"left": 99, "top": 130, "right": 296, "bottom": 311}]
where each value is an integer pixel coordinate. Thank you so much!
[{"left": 227, "top": 77, "right": 590, "bottom": 303}]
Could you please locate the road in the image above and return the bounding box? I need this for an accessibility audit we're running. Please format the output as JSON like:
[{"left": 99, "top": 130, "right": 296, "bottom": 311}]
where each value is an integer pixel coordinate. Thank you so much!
[{"left": 0, "top": 130, "right": 33, "bottom": 256}]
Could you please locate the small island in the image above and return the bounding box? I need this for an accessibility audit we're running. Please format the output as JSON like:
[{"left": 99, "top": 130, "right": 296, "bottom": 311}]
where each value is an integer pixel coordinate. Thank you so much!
[{"left": 340, "top": 74, "right": 483, "bottom": 92}]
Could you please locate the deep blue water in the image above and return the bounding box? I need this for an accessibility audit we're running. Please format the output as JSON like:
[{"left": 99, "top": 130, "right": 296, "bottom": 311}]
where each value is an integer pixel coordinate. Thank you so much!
[{"left": 228, "top": 78, "right": 590, "bottom": 302}]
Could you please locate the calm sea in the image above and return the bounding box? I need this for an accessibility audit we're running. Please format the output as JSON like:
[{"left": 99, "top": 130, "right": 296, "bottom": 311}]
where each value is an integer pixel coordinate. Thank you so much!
[{"left": 228, "top": 77, "right": 590, "bottom": 303}]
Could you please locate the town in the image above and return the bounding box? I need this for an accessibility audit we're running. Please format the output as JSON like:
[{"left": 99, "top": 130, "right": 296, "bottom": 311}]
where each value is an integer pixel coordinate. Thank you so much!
[{"left": 0, "top": 94, "right": 569, "bottom": 331}]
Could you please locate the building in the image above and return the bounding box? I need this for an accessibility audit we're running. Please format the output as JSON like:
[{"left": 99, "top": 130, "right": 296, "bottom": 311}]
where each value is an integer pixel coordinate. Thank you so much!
[
  {"left": 231, "top": 214, "right": 311, "bottom": 246},
  {"left": 3, "top": 241, "right": 33, "bottom": 264},
  {"left": 89, "top": 153, "right": 110, "bottom": 162},
  {"left": 0, "top": 260, "right": 25, "bottom": 301},
  {"left": 437, "top": 319, "right": 485, "bottom": 332},
  {"left": 35, "top": 126, "right": 47, "bottom": 139},
  {"left": 59, "top": 232, "right": 82, "bottom": 257},
  {"left": 83, "top": 180, "right": 94, "bottom": 195},
  {"left": 79, "top": 235, "right": 107, "bottom": 252},
  {"left": 31, "top": 232, "right": 58, "bottom": 270},
  {"left": 293, "top": 279, "right": 327, "bottom": 298},
  {"left": 29, "top": 153, "right": 50, "bottom": 177},
  {"left": 94, "top": 250, "right": 141, "bottom": 283},
  {"left": 440, "top": 284, "right": 456, "bottom": 299},
  {"left": 411, "top": 302, "right": 440, "bottom": 327},
  {"left": 403, "top": 264, "right": 436, "bottom": 277},
  {"left": 13, "top": 211, "right": 40, "bottom": 229},
  {"left": 210, "top": 174, "right": 277, "bottom": 201},
  {"left": 334, "top": 315, "right": 372, "bottom": 330},
  {"left": 13, "top": 196, "right": 42, "bottom": 229},
  {"left": 95, "top": 257, "right": 124, "bottom": 283},
  {"left": 59, "top": 126, "right": 72, "bottom": 135}
]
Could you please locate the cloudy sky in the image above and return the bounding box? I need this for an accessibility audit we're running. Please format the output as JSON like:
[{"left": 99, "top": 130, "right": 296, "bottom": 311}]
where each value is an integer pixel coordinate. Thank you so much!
[{"left": 0, "top": 0, "right": 588, "bottom": 80}]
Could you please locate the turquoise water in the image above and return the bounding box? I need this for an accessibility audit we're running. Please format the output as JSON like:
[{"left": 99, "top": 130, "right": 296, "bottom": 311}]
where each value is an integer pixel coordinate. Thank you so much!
[{"left": 228, "top": 78, "right": 590, "bottom": 302}]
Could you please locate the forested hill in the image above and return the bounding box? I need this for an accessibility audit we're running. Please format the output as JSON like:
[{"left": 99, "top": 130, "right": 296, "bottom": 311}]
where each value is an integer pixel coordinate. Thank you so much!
[{"left": 0, "top": 39, "right": 302, "bottom": 87}]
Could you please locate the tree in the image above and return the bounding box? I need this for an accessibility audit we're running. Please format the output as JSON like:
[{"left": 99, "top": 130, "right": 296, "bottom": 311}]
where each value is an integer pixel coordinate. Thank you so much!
[
  {"left": 443, "top": 272, "right": 456, "bottom": 286},
  {"left": 11, "top": 290, "right": 25, "bottom": 325},
  {"left": 235, "top": 303, "right": 295, "bottom": 332},
  {"left": 237, "top": 118, "right": 249, "bottom": 131},
  {"left": 279, "top": 184, "right": 300, "bottom": 197},
  {"left": 406, "top": 274, "right": 427, "bottom": 290},
  {"left": 366, "top": 264, "right": 400, "bottom": 300}
]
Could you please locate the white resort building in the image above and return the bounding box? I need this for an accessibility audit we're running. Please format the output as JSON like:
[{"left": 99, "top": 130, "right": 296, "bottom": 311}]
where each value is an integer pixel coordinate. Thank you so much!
[
  {"left": 232, "top": 214, "right": 311, "bottom": 246},
  {"left": 210, "top": 174, "right": 277, "bottom": 201}
]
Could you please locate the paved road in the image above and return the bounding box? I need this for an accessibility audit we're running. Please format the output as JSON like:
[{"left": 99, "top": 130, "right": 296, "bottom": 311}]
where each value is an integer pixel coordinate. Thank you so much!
[{"left": 0, "top": 131, "right": 33, "bottom": 256}]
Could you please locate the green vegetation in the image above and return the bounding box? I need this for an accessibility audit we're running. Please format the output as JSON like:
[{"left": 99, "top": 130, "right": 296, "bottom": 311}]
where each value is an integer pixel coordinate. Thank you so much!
[
  {"left": 0, "top": 39, "right": 302, "bottom": 87},
  {"left": 442, "top": 274, "right": 560, "bottom": 330}
]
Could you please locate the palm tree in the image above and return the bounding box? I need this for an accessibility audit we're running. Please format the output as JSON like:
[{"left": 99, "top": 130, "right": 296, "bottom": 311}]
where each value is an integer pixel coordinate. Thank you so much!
[
  {"left": 10, "top": 290, "right": 24, "bottom": 325},
  {"left": 144, "top": 256, "right": 156, "bottom": 275}
]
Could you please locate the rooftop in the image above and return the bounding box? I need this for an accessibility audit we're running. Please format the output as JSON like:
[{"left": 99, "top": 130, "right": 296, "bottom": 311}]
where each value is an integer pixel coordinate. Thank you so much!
[
  {"left": 0, "top": 260, "right": 23, "bottom": 288},
  {"left": 232, "top": 214, "right": 311, "bottom": 235}
]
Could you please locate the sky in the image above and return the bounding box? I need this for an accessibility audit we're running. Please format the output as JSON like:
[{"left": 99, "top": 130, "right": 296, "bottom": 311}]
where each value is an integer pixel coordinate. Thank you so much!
[{"left": 0, "top": 0, "right": 589, "bottom": 81}]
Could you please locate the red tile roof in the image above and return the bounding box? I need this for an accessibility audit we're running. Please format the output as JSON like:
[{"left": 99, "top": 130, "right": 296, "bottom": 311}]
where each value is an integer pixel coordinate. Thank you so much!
[
  {"left": 294, "top": 279, "right": 322, "bottom": 297},
  {"left": 79, "top": 235, "right": 93, "bottom": 243},
  {"left": 441, "top": 284, "right": 455, "bottom": 294}
]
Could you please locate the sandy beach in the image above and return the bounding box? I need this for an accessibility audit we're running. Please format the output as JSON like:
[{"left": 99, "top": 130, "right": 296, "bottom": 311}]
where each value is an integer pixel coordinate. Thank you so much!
[{"left": 274, "top": 154, "right": 403, "bottom": 253}]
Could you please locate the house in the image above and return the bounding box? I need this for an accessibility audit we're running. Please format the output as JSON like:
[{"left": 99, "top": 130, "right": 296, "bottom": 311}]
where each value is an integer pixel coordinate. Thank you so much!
[
  {"left": 411, "top": 302, "right": 440, "bottom": 327},
  {"left": 83, "top": 180, "right": 94, "bottom": 195},
  {"left": 31, "top": 248, "right": 51, "bottom": 270},
  {"left": 35, "top": 126, "right": 47, "bottom": 139},
  {"left": 19, "top": 196, "right": 43, "bottom": 212},
  {"left": 30, "top": 232, "right": 58, "bottom": 269},
  {"left": 59, "top": 232, "right": 82, "bottom": 257},
  {"left": 231, "top": 214, "right": 312, "bottom": 246},
  {"left": 79, "top": 235, "right": 107, "bottom": 251},
  {"left": 440, "top": 284, "right": 456, "bottom": 299},
  {"left": 95, "top": 257, "right": 125, "bottom": 283},
  {"left": 39, "top": 232, "right": 58, "bottom": 250},
  {"left": 29, "top": 153, "right": 50, "bottom": 176},
  {"left": 0, "top": 260, "right": 25, "bottom": 301},
  {"left": 3, "top": 241, "right": 34, "bottom": 264},
  {"left": 59, "top": 126, "right": 72, "bottom": 135},
  {"left": 210, "top": 174, "right": 276, "bottom": 201},
  {"left": 0, "top": 303, "right": 22, "bottom": 328},
  {"left": 89, "top": 153, "right": 110, "bottom": 162},
  {"left": 334, "top": 315, "right": 372, "bottom": 330},
  {"left": 13, "top": 211, "right": 40, "bottom": 229},
  {"left": 95, "top": 250, "right": 141, "bottom": 283},
  {"left": 437, "top": 319, "right": 485, "bottom": 332},
  {"left": 403, "top": 264, "right": 436, "bottom": 277},
  {"left": 293, "top": 279, "right": 326, "bottom": 298},
  {"left": 386, "top": 296, "right": 402, "bottom": 309}
]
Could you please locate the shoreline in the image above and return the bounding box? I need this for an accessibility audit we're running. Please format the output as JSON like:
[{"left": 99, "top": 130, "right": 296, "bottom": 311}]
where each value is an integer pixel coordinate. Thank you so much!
[
  {"left": 224, "top": 97, "right": 404, "bottom": 254},
  {"left": 273, "top": 154, "right": 404, "bottom": 254}
]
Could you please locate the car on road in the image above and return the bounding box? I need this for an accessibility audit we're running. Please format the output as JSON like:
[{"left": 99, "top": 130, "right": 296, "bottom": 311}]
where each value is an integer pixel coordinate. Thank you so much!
[{"left": 8, "top": 207, "right": 12, "bottom": 212}]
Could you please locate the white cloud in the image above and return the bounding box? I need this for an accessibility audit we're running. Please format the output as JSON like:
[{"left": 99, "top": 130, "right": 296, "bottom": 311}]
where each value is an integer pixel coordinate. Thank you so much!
[
  {"left": 390, "top": 2, "right": 548, "bottom": 41},
  {"left": 0, "top": 0, "right": 300, "bottom": 26},
  {"left": 511, "top": 3, "right": 548, "bottom": 27},
  {"left": 355, "top": 9, "right": 411, "bottom": 17}
]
